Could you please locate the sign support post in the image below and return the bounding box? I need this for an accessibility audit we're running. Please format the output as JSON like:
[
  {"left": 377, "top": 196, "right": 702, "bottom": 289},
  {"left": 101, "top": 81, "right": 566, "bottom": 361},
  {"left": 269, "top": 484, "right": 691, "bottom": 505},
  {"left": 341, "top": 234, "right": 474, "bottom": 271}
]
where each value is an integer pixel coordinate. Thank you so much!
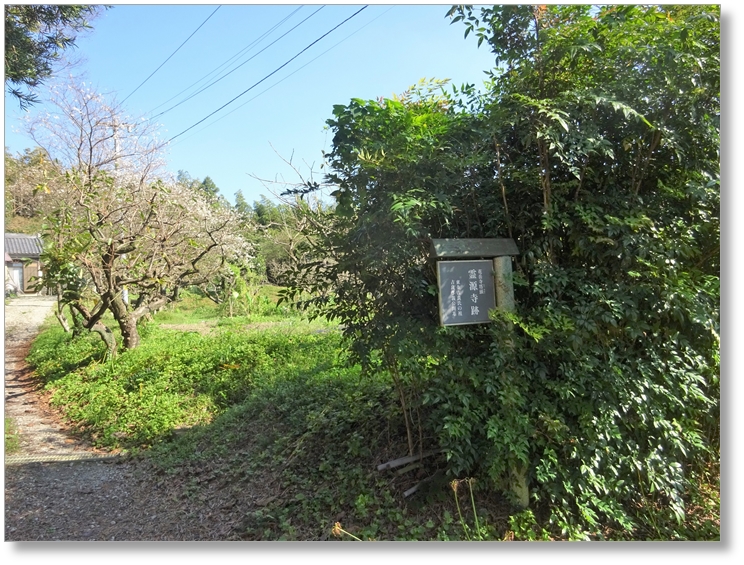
[
  {"left": 493, "top": 254, "right": 528, "bottom": 509},
  {"left": 431, "top": 239, "right": 528, "bottom": 508},
  {"left": 493, "top": 255, "right": 515, "bottom": 312}
]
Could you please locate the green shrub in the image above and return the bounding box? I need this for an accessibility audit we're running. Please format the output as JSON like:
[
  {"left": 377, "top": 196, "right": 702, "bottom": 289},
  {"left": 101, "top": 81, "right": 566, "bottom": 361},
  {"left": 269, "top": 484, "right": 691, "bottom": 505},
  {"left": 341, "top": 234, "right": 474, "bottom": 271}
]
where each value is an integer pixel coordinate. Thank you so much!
[{"left": 281, "top": 5, "right": 719, "bottom": 539}]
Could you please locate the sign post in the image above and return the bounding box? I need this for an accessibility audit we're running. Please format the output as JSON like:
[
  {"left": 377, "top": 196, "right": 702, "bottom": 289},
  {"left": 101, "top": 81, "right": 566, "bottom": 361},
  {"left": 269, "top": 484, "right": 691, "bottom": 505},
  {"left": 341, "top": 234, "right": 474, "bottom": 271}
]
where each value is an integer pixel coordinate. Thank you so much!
[
  {"left": 430, "top": 238, "right": 528, "bottom": 508},
  {"left": 493, "top": 255, "right": 515, "bottom": 312},
  {"left": 437, "top": 260, "right": 496, "bottom": 326}
]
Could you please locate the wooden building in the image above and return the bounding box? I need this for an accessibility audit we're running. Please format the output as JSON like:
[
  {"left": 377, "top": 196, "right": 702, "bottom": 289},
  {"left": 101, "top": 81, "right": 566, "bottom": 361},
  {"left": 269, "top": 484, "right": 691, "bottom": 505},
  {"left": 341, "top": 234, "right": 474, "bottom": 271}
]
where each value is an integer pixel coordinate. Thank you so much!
[{"left": 4, "top": 233, "right": 43, "bottom": 294}]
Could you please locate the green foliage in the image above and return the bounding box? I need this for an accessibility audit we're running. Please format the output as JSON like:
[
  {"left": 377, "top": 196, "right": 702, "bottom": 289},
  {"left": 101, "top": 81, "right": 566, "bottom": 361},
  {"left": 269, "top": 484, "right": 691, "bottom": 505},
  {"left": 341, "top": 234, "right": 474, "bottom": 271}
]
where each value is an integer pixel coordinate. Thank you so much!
[
  {"left": 4, "top": 5, "right": 103, "bottom": 108},
  {"left": 153, "top": 288, "right": 221, "bottom": 324},
  {"left": 26, "top": 318, "right": 107, "bottom": 381},
  {"left": 505, "top": 509, "right": 552, "bottom": 541},
  {"left": 5, "top": 417, "right": 22, "bottom": 454},
  {"left": 238, "top": 194, "right": 329, "bottom": 286},
  {"left": 210, "top": 265, "right": 289, "bottom": 319},
  {"left": 282, "top": 5, "right": 719, "bottom": 539},
  {"left": 28, "top": 316, "right": 339, "bottom": 449},
  {"left": 145, "top": 347, "right": 491, "bottom": 541},
  {"left": 177, "top": 170, "right": 224, "bottom": 203},
  {"left": 199, "top": 176, "right": 219, "bottom": 197},
  {"left": 4, "top": 147, "right": 64, "bottom": 232}
]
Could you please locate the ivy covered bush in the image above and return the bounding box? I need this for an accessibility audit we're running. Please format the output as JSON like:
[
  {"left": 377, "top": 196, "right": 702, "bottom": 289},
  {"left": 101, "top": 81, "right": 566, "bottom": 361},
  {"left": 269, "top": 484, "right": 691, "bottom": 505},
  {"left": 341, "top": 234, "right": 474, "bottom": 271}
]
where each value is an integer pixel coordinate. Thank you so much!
[{"left": 283, "top": 5, "right": 719, "bottom": 539}]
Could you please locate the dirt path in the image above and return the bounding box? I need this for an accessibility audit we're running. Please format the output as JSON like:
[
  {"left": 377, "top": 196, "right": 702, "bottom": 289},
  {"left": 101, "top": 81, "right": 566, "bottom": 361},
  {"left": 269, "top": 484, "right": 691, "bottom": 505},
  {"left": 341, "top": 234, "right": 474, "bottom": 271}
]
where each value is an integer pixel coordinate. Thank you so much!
[
  {"left": 3, "top": 295, "right": 135, "bottom": 540},
  {"left": 4, "top": 294, "right": 102, "bottom": 460},
  {"left": 3, "top": 295, "right": 239, "bottom": 541}
]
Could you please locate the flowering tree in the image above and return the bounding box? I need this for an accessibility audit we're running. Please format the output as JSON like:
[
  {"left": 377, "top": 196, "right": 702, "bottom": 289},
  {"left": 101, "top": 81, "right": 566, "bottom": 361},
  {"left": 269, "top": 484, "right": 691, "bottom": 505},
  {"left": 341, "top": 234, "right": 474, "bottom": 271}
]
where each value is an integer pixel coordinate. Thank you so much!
[{"left": 30, "top": 81, "right": 252, "bottom": 351}]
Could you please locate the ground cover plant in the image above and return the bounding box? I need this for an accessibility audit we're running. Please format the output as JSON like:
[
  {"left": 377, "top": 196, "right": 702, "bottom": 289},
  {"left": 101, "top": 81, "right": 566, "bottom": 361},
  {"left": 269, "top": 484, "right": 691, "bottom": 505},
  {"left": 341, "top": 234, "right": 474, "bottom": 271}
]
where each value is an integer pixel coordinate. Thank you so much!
[
  {"left": 27, "top": 294, "right": 332, "bottom": 450},
  {"left": 26, "top": 278, "right": 718, "bottom": 540},
  {"left": 26, "top": 292, "right": 517, "bottom": 540}
]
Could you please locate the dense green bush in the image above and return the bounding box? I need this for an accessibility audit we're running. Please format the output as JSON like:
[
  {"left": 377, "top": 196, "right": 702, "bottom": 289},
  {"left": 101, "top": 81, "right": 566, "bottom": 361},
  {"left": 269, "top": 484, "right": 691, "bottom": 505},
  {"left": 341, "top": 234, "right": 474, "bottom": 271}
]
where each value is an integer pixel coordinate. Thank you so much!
[{"left": 283, "top": 5, "right": 719, "bottom": 539}]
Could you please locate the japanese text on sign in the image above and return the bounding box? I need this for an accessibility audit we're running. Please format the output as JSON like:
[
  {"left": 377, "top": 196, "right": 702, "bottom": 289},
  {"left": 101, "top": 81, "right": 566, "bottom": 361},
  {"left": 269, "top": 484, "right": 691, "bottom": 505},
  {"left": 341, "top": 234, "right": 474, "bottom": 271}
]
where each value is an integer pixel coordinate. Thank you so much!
[{"left": 437, "top": 260, "right": 496, "bottom": 326}]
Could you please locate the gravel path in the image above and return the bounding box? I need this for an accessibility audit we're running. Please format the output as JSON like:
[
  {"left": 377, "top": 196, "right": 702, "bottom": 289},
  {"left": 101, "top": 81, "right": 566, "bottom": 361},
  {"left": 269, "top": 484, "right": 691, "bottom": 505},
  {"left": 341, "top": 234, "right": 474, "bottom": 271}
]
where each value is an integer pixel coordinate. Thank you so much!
[{"left": 3, "top": 295, "right": 238, "bottom": 541}]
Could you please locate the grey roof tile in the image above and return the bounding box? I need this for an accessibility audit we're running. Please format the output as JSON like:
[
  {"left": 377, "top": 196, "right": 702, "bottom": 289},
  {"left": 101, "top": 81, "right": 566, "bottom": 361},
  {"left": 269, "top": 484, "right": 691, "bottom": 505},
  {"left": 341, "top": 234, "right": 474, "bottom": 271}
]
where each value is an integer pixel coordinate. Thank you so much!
[{"left": 5, "top": 233, "right": 43, "bottom": 259}]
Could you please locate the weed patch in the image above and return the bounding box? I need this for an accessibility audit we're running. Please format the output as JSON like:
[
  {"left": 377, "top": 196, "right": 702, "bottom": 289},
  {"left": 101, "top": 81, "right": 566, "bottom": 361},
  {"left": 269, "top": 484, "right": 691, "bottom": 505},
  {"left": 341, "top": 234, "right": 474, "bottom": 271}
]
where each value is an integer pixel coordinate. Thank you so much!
[{"left": 5, "top": 417, "right": 21, "bottom": 454}]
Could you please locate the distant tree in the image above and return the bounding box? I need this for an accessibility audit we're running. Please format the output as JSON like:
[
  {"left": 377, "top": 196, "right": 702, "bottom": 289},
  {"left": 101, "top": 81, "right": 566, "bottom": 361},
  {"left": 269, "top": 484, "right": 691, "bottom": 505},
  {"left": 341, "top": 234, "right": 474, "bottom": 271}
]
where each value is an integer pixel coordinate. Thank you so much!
[
  {"left": 4, "top": 146, "right": 65, "bottom": 233},
  {"left": 4, "top": 4, "right": 103, "bottom": 109},
  {"left": 176, "top": 170, "right": 198, "bottom": 189},
  {"left": 177, "top": 171, "right": 224, "bottom": 204},
  {"left": 252, "top": 195, "right": 282, "bottom": 226},
  {"left": 236, "top": 193, "right": 330, "bottom": 286},
  {"left": 234, "top": 189, "right": 251, "bottom": 217},
  {"left": 199, "top": 176, "right": 219, "bottom": 197}
]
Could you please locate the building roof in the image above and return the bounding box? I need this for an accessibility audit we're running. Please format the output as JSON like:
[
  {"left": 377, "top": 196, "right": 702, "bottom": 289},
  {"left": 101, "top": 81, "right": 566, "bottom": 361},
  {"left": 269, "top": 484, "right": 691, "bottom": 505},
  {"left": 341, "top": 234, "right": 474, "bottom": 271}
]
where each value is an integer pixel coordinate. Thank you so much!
[{"left": 5, "top": 233, "right": 43, "bottom": 259}]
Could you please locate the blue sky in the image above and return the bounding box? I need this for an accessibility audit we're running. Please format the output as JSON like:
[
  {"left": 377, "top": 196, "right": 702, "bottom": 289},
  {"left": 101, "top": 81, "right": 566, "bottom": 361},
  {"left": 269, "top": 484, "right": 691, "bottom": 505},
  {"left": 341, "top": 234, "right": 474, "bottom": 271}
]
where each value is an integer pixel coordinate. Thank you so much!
[{"left": 4, "top": 2, "right": 501, "bottom": 207}]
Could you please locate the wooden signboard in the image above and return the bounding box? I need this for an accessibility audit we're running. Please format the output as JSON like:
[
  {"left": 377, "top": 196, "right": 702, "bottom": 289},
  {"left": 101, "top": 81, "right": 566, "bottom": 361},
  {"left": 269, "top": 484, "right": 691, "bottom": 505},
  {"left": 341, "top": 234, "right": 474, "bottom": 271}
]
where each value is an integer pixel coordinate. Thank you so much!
[
  {"left": 437, "top": 260, "right": 496, "bottom": 326},
  {"left": 432, "top": 237, "right": 523, "bottom": 505},
  {"left": 432, "top": 238, "right": 518, "bottom": 326}
]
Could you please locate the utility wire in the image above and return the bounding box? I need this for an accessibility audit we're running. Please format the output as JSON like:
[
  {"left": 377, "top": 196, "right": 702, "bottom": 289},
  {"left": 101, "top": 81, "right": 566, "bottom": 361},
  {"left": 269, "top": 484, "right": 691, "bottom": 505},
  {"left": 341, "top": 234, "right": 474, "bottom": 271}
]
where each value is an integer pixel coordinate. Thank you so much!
[
  {"left": 167, "top": 5, "right": 368, "bottom": 143},
  {"left": 150, "top": 6, "right": 323, "bottom": 122},
  {"left": 146, "top": 5, "right": 304, "bottom": 116},
  {"left": 169, "top": 6, "right": 395, "bottom": 147},
  {"left": 121, "top": 5, "right": 221, "bottom": 105}
]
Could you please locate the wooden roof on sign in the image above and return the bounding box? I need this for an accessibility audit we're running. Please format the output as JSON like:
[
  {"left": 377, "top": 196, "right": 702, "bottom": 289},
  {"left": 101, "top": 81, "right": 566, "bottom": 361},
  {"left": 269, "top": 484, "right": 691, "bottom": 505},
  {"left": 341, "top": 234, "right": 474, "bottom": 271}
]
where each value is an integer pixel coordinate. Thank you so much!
[{"left": 430, "top": 238, "right": 519, "bottom": 259}]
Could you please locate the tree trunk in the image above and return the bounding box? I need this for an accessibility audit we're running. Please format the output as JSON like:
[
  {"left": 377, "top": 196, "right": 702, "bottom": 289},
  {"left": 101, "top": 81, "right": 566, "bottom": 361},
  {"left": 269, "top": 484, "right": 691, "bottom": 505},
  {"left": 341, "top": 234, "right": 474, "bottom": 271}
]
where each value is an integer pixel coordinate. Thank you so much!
[
  {"left": 54, "top": 299, "right": 72, "bottom": 333},
  {"left": 120, "top": 316, "right": 140, "bottom": 350},
  {"left": 109, "top": 294, "right": 140, "bottom": 350},
  {"left": 91, "top": 321, "right": 117, "bottom": 359},
  {"left": 54, "top": 287, "right": 72, "bottom": 333},
  {"left": 54, "top": 309, "right": 72, "bottom": 333},
  {"left": 70, "top": 307, "right": 86, "bottom": 338},
  {"left": 110, "top": 293, "right": 169, "bottom": 350}
]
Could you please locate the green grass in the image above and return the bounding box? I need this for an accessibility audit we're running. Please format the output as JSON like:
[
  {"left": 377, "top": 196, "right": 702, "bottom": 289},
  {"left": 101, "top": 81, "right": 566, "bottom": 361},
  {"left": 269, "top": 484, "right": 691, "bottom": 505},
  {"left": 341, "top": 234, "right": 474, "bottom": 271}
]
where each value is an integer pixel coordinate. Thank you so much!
[
  {"left": 5, "top": 417, "right": 21, "bottom": 454},
  {"left": 138, "top": 329, "right": 493, "bottom": 541},
  {"left": 28, "top": 317, "right": 342, "bottom": 450},
  {"left": 146, "top": 290, "right": 221, "bottom": 325}
]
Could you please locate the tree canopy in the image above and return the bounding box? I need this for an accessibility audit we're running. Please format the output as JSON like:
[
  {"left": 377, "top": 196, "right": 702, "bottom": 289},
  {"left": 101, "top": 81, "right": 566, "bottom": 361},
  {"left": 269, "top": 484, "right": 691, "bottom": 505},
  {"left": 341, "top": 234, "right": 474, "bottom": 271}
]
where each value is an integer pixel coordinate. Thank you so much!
[
  {"left": 4, "top": 4, "right": 103, "bottom": 109},
  {"left": 27, "top": 82, "right": 251, "bottom": 352}
]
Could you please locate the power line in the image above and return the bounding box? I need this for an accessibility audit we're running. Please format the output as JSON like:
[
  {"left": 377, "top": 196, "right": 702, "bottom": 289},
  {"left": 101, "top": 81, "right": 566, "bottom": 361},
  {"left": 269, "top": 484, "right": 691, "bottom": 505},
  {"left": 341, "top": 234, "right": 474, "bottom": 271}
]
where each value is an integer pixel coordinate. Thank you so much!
[
  {"left": 169, "top": 6, "right": 395, "bottom": 147},
  {"left": 146, "top": 5, "right": 305, "bottom": 116},
  {"left": 167, "top": 5, "right": 369, "bottom": 143},
  {"left": 150, "top": 6, "right": 324, "bottom": 122},
  {"left": 120, "top": 5, "right": 221, "bottom": 105}
]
